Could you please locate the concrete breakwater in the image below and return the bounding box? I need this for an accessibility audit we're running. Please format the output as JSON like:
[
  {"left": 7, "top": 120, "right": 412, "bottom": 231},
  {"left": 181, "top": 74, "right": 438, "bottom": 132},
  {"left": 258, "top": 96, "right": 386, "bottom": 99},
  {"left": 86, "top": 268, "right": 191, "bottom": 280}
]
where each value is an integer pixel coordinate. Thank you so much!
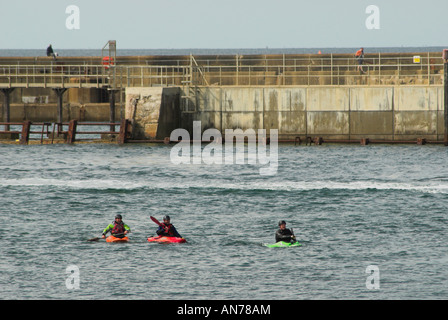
[
  {"left": 126, "top": 85, "right": 445, "bottom": 142},
  {"left": 1, "top": 52, "right": 446, "bottom": 143},
  {"left": 3, "top": 103, "right": 119, "bottom": 123},
  {"left": 0, "top": 85, "right": 116, "bottom": 122}
]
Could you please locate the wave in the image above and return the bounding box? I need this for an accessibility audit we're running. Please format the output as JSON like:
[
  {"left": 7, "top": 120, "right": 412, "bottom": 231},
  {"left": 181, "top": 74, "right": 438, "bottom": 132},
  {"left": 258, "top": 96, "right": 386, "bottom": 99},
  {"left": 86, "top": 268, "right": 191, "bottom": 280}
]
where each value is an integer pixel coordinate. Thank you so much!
[{"left": 1, "top": 178, "right": 448, "bottom": 194}]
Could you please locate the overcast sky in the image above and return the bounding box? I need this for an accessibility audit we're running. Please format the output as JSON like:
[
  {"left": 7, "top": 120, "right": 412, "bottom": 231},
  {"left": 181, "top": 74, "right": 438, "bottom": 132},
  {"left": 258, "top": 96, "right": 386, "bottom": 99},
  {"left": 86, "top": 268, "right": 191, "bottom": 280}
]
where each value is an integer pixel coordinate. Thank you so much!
[{"left": 2, "top": 0, "right": 447, "bottom": 49}]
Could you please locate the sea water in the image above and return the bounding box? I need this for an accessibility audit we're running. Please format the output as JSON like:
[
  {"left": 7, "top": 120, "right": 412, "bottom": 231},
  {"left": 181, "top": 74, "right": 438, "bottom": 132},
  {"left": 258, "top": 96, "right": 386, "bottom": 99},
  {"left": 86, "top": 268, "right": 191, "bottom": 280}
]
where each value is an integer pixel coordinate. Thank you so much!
[{"left": 0, "top": 143, "right": 447, "bottom": 299}]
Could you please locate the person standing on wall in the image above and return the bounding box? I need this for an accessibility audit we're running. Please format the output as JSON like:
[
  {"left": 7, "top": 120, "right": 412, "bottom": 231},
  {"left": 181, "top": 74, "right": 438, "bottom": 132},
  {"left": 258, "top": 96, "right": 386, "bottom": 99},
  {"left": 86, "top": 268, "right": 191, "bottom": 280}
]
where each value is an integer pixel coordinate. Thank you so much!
[
  {"left": 46, "top": 44, "right": 57, "bottom": 60},
  {"left": 355, "top": 48, "right": 366, "bottom": 74}
]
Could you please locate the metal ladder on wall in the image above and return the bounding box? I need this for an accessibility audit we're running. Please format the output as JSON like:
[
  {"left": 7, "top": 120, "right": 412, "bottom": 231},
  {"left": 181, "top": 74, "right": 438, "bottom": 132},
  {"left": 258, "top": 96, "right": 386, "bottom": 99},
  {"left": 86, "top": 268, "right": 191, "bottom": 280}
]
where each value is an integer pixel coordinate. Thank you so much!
[
  {"left": 102, "top": 40, "right": 117, "bottom": 89},
  {"left": 181, "top": 54, "right": 209, "bottom": 113}
]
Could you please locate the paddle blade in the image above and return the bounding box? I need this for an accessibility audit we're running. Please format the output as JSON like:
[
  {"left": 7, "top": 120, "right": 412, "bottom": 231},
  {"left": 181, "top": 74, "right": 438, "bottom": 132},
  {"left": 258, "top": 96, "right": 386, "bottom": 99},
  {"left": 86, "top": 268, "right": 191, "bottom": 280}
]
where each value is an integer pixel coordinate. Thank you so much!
[
  {"left": 88, "top": 237, "right": 100, "bottom": 242},
  {"left": 150, "top": 216, "right": 163, "bottom": 227}
]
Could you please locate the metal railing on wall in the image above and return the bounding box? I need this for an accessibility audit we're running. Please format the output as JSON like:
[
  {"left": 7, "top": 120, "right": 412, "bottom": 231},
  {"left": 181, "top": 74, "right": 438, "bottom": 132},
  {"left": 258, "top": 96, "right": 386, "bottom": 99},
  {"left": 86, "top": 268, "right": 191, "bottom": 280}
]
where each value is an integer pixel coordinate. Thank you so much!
[
  {"left": 187, "top": 54, "right": 444, "bottom": 86},
  {"left": 0, "top": 119, "right": 131, "bottom": 144},
  {"left": 0, "top": 54, "right": 444, "bottom": 89},
  {"left": 0, "top": 64, "right": 110, "bottom": 88}
]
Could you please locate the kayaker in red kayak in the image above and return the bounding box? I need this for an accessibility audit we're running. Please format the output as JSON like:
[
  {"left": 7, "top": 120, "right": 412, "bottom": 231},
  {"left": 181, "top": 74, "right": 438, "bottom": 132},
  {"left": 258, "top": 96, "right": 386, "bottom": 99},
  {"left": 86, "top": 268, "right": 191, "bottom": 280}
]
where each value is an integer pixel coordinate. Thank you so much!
[
  {"left": 156, "top": 215, "right": 182, "bottom": 238},
  {"left": 102, "top": 214, "right": 131, "bottom": 239},
  {"left": 275, "top": 220, "right": 296, "bottom": 243}
]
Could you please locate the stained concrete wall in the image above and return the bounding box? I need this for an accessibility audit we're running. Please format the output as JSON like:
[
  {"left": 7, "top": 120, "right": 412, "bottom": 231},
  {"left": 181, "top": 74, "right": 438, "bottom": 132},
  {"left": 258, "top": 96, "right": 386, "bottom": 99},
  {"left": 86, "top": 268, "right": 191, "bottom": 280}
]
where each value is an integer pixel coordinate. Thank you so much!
[
  {"left": 1, "top": 102, "right": 120, "bottom": 122},
  {"left": 125, "top": 87, "right": 180, "bottom": 139},
  {"left": 1, "top": 87, "right": 113, "bottom": 122},
  {"left": 4, "top": 87, "right": 106, "bottom": 104},
  {"left": 183, "top": 85, "right": 445, "bottom": 141}
]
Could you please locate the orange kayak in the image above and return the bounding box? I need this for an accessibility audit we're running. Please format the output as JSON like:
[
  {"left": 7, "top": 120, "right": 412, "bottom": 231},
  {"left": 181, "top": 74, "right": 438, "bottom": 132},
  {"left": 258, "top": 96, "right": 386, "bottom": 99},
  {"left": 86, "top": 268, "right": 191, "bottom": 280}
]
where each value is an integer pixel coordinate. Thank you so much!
[
  {"left": 106, "top": 235, "right": 129, "bottom": 243},
  {"left": 147, "top": 236, "right": 186, "bottom": 243}
]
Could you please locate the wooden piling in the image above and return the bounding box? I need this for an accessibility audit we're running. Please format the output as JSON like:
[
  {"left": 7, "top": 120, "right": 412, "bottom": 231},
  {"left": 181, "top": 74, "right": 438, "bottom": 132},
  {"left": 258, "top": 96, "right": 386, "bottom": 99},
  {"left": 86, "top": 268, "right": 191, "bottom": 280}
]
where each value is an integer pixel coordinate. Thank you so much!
[
  {"left": 67, "top": 119, "right": 78, "bottom": 144},
  {"left": 20, "top": 121, "right": 31, "bottom": 145}
]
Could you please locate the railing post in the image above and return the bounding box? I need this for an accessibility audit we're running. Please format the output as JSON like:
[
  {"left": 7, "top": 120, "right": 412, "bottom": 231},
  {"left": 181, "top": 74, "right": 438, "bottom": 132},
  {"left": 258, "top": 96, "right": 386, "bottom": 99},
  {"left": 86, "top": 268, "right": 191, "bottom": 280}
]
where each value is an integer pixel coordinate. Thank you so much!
[
  {"left": 428, "top": 52, "right": 431, "bottom": 84},
  {"left": 379, "top": 52, "right": 381, "bottom": 84},
  {"left": 53, "top": 88, "right": 67, "bottom": 124},
  {"left": 330, "top": 53, "right": 333, "bottom": 85},
  {"left": 236, "top": 54, "right": 239, "bottom": 86},
  {"left": 109, "top": 89, "right": 117, "bottom": 132}
]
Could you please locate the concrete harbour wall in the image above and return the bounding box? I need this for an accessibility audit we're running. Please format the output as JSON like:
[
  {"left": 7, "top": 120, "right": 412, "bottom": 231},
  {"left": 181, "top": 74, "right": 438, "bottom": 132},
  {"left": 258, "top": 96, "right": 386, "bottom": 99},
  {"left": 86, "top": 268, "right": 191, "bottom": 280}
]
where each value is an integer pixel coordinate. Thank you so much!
[
  {"left": 1, "top": 102, "right": 120, "bottom": 123},
  {"left": 1, "top": 52, "right": 445, "bottom": 142},
  {"left": 125, "top": 87, "right": 180, "bottom": 140},
  {"left": 186, "top": 85, "right": 445, "bottom": 141},
  {"left": 125, "top": 85, "right": 445, "bottom": 142},
  {"left": 0, "top": 87, "right": 115, "bottom": 122}
]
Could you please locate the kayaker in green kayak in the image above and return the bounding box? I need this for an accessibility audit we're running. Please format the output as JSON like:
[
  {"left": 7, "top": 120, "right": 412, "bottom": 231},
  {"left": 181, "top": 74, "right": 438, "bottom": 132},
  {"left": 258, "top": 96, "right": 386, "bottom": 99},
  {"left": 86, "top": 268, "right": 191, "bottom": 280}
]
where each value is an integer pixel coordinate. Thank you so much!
[
  {"left": 275, "top": 220, "right": 296, "bottom": 243},
  {"left": 102, "top": 214, "right": 131, "bottom": 239}
]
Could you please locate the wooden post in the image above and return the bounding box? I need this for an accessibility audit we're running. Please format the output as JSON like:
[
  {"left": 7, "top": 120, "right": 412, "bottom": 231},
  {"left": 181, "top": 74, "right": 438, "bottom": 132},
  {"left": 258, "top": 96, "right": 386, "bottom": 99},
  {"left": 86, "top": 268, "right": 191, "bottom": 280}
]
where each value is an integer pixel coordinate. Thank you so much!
[
  {"left": 118, "top": 119, "right": 130, "bottom": 144},
  {"left": 67, "top": 119, "right": 77, "bottom": 144},
  {"left": 360, "top": 138, "right": 370, "bottom": 146},
  {"left": 444, "top": 61, "right": 448, "bottom": 145},
  {"left": 314, "top": 137, "right": 323, "bottom": 145},
  {"left": 1, "top": 88, "right": 15, "bottom": 131},
  {"left": 20, "top": 120, "right": 31, "bottom": 145}
]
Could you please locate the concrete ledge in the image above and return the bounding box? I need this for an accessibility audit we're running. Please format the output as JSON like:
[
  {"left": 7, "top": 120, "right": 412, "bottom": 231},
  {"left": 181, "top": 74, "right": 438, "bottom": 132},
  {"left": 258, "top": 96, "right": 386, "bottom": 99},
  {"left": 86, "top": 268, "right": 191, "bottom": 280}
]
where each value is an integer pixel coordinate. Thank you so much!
[
  {"left": 1, "top": 103, "right": 117, "bottom": 122},
  {"left": 0, "top": 133, "right": 19, "bottom": 140}
]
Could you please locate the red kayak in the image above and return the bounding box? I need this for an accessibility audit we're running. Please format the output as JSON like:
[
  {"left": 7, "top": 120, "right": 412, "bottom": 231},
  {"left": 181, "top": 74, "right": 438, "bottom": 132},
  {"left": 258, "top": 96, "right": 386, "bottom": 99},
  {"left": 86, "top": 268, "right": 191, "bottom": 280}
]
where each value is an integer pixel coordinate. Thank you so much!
[
  {"left": 147, "top": 236, "right": 186, "bottom": 243},
  {"left": 106, "top": 235, "right": 129, "bottom": 243}
]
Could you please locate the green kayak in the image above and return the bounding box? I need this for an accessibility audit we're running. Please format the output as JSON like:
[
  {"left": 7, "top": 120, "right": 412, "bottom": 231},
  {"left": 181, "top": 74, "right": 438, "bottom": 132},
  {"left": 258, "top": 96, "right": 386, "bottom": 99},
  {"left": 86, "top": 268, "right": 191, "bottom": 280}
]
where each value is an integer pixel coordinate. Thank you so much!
[{"left": 264, "top": 241, "right": 301, "bottom": 248}]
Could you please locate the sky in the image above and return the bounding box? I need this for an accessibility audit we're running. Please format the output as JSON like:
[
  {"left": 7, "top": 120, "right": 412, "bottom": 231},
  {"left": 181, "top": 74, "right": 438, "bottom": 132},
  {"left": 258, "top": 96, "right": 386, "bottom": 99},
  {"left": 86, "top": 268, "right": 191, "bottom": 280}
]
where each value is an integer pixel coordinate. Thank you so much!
[{"left": 1, "top": 0, "right": 448, "bottom": 49}]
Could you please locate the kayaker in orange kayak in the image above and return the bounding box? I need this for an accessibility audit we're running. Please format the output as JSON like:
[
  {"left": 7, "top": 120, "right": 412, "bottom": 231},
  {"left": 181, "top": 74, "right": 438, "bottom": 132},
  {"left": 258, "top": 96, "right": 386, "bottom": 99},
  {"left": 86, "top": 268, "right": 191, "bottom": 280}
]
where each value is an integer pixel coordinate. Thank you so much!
[
  {"left": 156, "top": 215, "right": 182, "bottom": 238},
  {"left": 102, "top": 214, "right": 131, "bottom": 239}
]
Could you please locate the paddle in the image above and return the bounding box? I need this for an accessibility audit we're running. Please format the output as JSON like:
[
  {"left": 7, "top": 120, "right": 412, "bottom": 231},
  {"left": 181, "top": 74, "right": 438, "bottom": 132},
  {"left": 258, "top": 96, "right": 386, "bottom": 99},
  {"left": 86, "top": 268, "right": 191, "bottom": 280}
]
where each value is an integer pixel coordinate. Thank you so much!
[
  {"left": 150, "top": 216, "right": 164, "bottom": 227},
  {"left": 150, "top": 215, "right": 170, "bottom": 235},
  {"left": 150, "top": 216, "right": 185, "bottom": 240},
  {"left": 87, "top": 232, "right": 126, "bottom": 242},
  {"left": 290, "top": 228, "right": 297, "bottom": 243}
]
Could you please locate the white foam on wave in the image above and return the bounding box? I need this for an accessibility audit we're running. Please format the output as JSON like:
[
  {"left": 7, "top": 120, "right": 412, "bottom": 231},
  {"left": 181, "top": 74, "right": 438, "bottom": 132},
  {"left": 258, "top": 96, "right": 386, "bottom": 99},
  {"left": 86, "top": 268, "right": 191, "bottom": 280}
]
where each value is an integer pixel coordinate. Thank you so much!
[
  {"left": 0, "top": 178, "right": 139, "bottom": 190},
  {"left": 1, "top": 177, "right": 448, "bottom": 194}
]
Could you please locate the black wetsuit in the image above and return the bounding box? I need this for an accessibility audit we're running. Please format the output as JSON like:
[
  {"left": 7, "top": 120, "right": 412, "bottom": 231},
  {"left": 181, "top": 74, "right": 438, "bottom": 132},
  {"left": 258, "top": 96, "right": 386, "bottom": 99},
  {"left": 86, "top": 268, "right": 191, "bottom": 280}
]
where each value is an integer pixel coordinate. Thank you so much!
[
  {"left": 156, "top": 223, "right": 181, "bottom": 238},
  {"left": 275, "top": 228, "right": 295, "bottom": 243}
]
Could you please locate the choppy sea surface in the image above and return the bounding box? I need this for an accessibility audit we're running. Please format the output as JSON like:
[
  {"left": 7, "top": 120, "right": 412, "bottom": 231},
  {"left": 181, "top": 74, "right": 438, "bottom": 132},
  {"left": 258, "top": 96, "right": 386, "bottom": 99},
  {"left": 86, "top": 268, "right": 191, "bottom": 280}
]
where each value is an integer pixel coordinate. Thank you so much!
[{"left": 0, "top": 143, "right": 447, "bottom": 300}]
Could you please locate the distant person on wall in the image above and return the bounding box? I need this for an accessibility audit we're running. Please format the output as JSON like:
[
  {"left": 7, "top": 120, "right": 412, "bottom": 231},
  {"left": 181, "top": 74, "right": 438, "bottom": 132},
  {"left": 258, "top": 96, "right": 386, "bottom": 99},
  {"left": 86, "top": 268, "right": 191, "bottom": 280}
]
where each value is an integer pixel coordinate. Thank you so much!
[
  {"left": 355, "top": 48, "right": 365, "bottom": 74},
  {"left": 46, "top": 44, "right": 57, "bottom": 60}
]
